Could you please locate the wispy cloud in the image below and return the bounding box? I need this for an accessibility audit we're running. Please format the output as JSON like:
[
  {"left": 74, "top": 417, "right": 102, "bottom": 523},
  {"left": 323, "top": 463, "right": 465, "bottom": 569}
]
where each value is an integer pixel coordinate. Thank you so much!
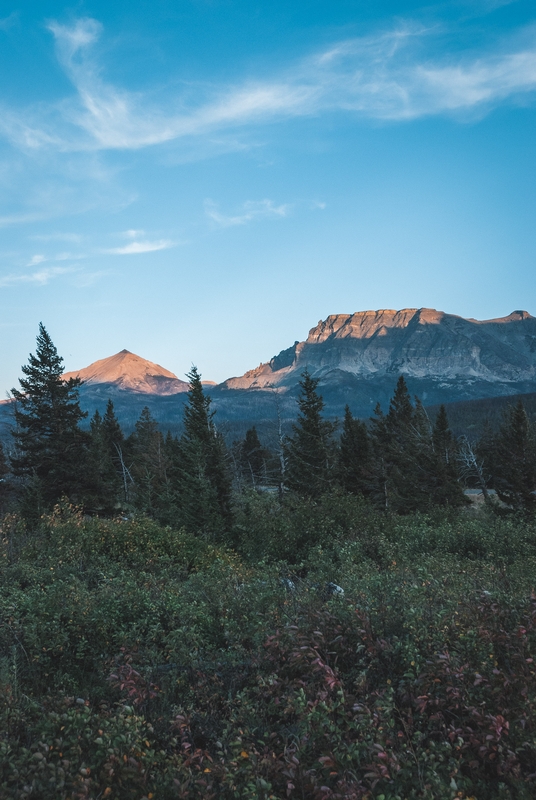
[
  {"left": 1, "top": 17, "right": 536, "bottom": 154},
  {"left": 122, "top": 229, "right": 145, "bottom": 238},
  {"left": 30, "top": 232, "right": 84, "bottom": 243},
  {"left": 0, "top": 212, "right": 49, "bottom": 227},
  {"left": 26, "top": 250, "right": 89, "bottom": 267},
  {"left": 72, "top": 270, "right": 106, "bottom": 288},
  {"left": 0, "top": 266, "right": 77, "bottom": 288},
  {"left": 104, "top": 239, "right": 175, "bottom": 255},
  {"left": 27, "top": 254, "right": 46, "bottom": 266},
  {"left": 205, "top": 198, "right": 291, "bottom": 227},
  {"left": 0, "top": 12, "right": 18, "bottom": 32}
]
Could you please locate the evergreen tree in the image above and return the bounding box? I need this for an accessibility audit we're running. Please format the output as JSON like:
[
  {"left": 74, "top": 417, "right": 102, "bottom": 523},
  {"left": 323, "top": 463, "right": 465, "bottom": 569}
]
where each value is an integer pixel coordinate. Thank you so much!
[
  {"left": 102, "top": 400, "right": 131, "bottom": 504},
  {"left": 369, "top": 377, "right": 435, "bottom": 513},
  {"left": 10, "top": 323, "right": 89, "bottom": 512},
  {"left": 387, "top": 380, "right": 430, "bottom": 513},
  {"left": 338, "top": 405, "right": 371, "bottom": 496},
  {"left": 491, "top": 400, "right": 536, "bottom": 513},
  {"left": 389, "top": 374, "right": 415, "bottom": 428},
  {"left": 0, "top": 441, "right": 10, "bottom": 512},
  {"left": 432, "top": 404, "right": 453, "bottom": 457},
  {"left": 367, "top": 402, "right": 391, "bottom": 510},
  {"left": 179, "top": 366, "right": 232, "bottom": 532},
  {"left": 156, "top": 431, "right": 182, "bottom": 524},
  {"left": 470, "top": 419, "right": 496, "bottom": 496},
  {"left": 102, "top": 399, "right": 124, "bottom": 458},
  {"left": 284, "top": 370, "right": 336, "bottom": 498},
  {"left": 128, "top": 406, "right": 169, "bottom": 515},
  {"left": 85, "top": 409, "right": 122, "bottom": 512},
  {"left": 430, "top": 405, "right": 468, "bottom": 508},
  {"left": 240, "top": 426, "right": 269, "bottom": 487}
]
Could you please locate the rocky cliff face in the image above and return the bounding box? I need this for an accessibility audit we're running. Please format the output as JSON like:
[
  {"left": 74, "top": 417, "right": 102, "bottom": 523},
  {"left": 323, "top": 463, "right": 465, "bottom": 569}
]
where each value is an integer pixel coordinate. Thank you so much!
[
  {"left": 63, "top": 350, "right": 189, "bottom": 395},
  {"left": 223, "top": 309, "right": 536, "bottom": 391}
]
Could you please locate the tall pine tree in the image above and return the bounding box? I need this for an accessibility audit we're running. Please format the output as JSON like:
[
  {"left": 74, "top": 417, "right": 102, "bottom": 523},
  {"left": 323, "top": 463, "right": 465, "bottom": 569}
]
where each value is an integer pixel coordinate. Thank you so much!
[
  {"left": 491, "top": 400, "right": 536, "bottom": 513},
  {"left": 11, "top": 323, "right": 89, "bottom": 513},
  {"left": 338, "top": 405, "right": 371, "bottom": 497},
  {"left": 369, "top": 377, "right": 435, "bottom": 513},
  {"left": 239, "top": 426, "right": 269, "bottom": 487},
  {"left": 128, "top": 406, "right": 169, "bottom": 515},
  {"left": 179, "top": 366, "right": 232, "bottom": 533},
  {"left": 430, "top": 405, "right": 467, "bottom": 508},
  {"left": 0, "top": 441, "right": 10, "bottom": 513},
  {"left": 284, "top": 370, "right": 336, "bottom": 498},
  {"left": 85, "top": 408, "right": 123, "bottom": 512},
  {"left": 102, "top": 400, "right": 130, "bottom": 503}
]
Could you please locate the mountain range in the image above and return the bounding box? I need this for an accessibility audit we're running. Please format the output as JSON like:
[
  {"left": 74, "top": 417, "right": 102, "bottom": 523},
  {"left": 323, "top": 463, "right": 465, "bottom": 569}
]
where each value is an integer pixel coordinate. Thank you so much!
[{"left": 3, "top": 307, "right": 536, "bottom": 442}]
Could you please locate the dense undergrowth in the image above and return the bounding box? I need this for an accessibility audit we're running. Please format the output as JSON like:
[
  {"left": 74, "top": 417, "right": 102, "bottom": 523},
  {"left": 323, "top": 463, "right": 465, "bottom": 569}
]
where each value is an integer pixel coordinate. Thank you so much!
[{"left": 2, "top": 496, "right": 536, "bottom": 799}]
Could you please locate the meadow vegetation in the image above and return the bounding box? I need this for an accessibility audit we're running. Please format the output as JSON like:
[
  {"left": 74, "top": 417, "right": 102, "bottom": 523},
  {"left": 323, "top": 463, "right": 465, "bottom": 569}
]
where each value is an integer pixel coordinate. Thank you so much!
[{"left": 3, "top": 500, "right": 536, "bottom": 799}]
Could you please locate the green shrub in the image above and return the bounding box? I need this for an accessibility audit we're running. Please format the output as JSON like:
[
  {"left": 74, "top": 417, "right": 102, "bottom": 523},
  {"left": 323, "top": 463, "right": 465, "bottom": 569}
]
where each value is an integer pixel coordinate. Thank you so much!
[{"left": 3, "top": 500, "right": 536, "bottom": 798}]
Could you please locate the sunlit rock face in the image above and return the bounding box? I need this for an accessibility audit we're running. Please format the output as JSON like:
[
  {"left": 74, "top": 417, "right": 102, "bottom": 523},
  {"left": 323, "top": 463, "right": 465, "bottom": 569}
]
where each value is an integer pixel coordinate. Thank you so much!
[
  {"left": 63, "top": 349, "right": 189, "bottom": 395},
  {"left": 222, "top": 309, "right": 536, "bottom": 391}
]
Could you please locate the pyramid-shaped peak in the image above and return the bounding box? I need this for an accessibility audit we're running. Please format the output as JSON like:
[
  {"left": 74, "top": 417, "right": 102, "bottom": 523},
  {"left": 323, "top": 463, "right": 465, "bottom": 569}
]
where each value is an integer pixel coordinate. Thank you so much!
[{"left": 63, "top": 350, "right": 190, "bottom": 395}]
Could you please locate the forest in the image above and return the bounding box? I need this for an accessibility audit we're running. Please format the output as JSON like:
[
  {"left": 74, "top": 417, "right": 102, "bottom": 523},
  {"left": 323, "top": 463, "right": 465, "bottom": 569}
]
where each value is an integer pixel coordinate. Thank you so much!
[{"left": 2, "top": 324, "right": 536, "bottom": 800}]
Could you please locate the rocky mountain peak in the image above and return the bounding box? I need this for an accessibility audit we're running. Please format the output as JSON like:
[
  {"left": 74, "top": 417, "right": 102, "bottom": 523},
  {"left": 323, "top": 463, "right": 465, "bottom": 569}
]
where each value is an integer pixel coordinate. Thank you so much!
[{"left": 63, "top": 350, "right": 190, "bottom": 395}]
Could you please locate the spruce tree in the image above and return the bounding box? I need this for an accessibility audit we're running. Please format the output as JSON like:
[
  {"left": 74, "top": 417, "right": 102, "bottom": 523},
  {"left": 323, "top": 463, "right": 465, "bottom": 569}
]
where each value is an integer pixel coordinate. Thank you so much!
[
  {"left": 0, "top": 441, "right": 10, "bottom": 512},
  {"left": 284, "top": 370, "right": 336, "bottom": 498},
  {"left": 387, "top": 382, "right": 430, "bottom": 513},
  {"left": 491, "top": 400, "right": 536, "bottom": 513},
  {"left": 240, "top": 426, "right": 269, "bottom": 487},
  {"left": 102, "top": 399, "right": 124, "bottom": 458},
  {"left": 338, "top": 405, "right": 371, "bottom": 496},
  {"left": 369, "top": 377, "right": 436, "bottom": 513},
  {"left": 11, "top": 323, "right": 89, "bottom": 511},
  {"left": 102, "top": 400, "right": 130, "bottom": 503},
  {"left": 179, "top": 366, "right": 232, "bottom": 532},
  {"left": 85, "top": 409, "right": 122, "bottom": 512},
  {"left": 156, "top": 431, "right": 182, "bottom": 524},
  {"left": 367, "top": 402, "right": 391, "bottom": 510},
  {"left": 430, "top": 405, "right": 467, "bottom": 508},
  {"left": 129, "top": 406, "right": 168, "bottom": 515}
]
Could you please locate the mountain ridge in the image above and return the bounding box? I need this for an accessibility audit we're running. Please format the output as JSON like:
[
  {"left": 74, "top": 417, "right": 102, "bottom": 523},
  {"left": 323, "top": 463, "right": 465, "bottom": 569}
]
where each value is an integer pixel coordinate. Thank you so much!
[{"left": 222, "top": 308, "right": 536, "bottom": 390}]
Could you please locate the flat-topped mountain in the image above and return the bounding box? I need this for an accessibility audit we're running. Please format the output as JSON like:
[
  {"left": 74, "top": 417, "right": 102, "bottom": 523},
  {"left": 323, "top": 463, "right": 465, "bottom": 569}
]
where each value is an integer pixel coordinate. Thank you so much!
[
  {"left": 63, "top": 349, "right": 189, "bottom": 395},
  {"left": 223, "top": 308, "right": 536, "bottom": 391}
]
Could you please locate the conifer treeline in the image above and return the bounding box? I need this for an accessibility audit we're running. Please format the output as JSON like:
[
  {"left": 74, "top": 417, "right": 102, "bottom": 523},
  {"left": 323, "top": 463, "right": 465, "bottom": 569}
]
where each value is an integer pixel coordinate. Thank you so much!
[{"left": 2, "top": 324, "right": 536, "bottom": 524}]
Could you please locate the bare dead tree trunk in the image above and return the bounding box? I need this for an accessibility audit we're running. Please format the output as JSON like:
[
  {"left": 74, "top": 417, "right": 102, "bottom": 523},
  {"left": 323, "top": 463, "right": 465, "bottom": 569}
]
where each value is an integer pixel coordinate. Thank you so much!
[
  {"left": 458, "top": 436, "right": 490, "bottom": 502},
  {"left": 114, "top": 443, "right": 134, "bottom": 504}
]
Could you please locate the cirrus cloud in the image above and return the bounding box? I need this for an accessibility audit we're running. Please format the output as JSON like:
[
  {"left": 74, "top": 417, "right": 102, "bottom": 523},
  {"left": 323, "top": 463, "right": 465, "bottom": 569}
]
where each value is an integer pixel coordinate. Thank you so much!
[
  {"left": 204, "top": 198, "right": 291, "bottom": 227},
  {"left": 1, "top": 17, "right": 536, "bottom": 154},
  {"left": 104, "top": 239, "right": 175, "bottom": 255},
  {"left": 0, "top": 266, "right": 77, "bottom": 288}
]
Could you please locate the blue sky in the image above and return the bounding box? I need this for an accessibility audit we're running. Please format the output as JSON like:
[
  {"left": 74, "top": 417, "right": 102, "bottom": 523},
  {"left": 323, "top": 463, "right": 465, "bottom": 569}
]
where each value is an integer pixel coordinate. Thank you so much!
[{"left": 1, "top": 0, "right": 536, "bottom": 394}]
